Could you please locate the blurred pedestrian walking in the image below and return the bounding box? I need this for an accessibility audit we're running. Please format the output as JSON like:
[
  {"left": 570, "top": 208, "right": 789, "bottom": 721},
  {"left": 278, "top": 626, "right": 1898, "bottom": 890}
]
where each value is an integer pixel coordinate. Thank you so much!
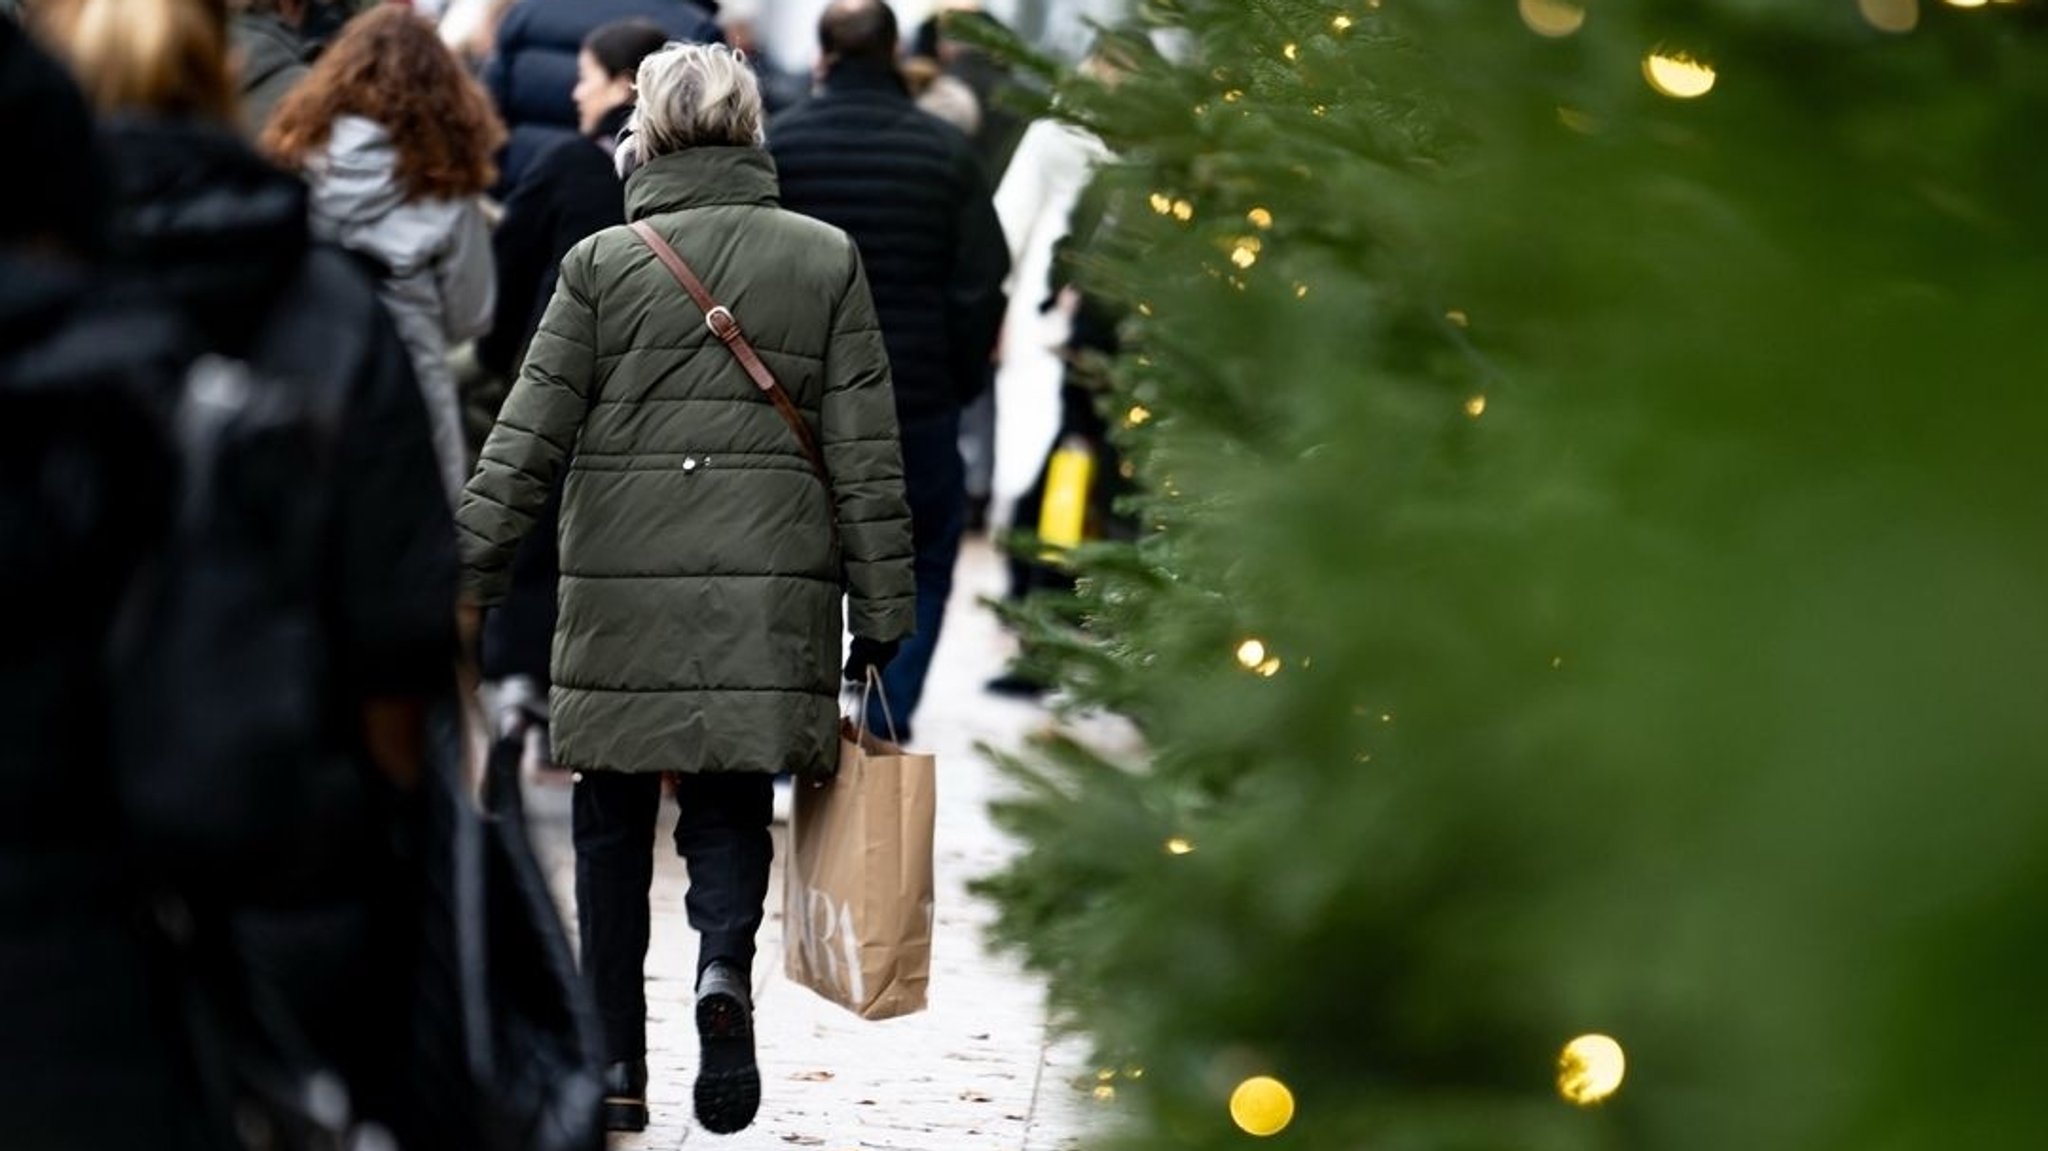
[
  {"left": 483, "top": 0, "right": 720, "bottom": 193},
  {"left": 265, "top": 4, "right": 502, "bottom": 504},
  {"left": 479, "top": 17, "right": 666, "bottom": 380},
  {"left": 769, "top": 0, "right": 1008, "bottom": 742},
  {"left": 0, "top": 23, "right": 215, "bottom": 1151},
  {"left": 31, "top": 0, "right": 461, "bottom": 1141},
  {"left": 988, "top": 46, "right": 1116, "bottom": 529},
  {"left": 910, "top": 4, "right": 1033, "bottom": 532},
  {"left": 458, "top": 42, "right": 914, "bottom": 1136}
]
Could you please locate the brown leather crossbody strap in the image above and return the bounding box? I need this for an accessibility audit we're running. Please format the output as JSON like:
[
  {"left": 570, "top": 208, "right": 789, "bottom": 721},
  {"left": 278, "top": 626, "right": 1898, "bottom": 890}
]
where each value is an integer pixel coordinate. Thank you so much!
[{"left": 628, "top": 221, "right": 833, "bottom": 490}]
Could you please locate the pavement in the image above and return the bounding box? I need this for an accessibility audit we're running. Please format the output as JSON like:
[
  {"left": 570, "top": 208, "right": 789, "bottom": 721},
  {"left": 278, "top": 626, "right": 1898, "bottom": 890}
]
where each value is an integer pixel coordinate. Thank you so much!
[{"left": 520, "top": 538, "right": 1108, "bottom": 1149}]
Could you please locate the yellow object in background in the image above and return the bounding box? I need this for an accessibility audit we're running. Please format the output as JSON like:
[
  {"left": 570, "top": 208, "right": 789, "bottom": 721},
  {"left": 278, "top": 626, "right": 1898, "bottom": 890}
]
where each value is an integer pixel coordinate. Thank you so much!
[
  {"left": 1229, "top": 1076, "right": 1296, "bottom": 1136},
  {"left": 1038, "top": 437, "right": 1096, "bottom": 550},
  {"left": 1557, "top": 1033, "right": 1626, "bottom": 1105}
]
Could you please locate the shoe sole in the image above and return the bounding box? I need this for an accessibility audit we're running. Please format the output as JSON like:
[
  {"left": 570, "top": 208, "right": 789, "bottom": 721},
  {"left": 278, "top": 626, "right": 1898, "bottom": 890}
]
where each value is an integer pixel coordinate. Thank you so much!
[
  {"left": 603, "top": 1098, "right": 649, "bottom": 1133},
  {"left": 694, "top": 990, "right": 761, "bottom": 1135}
]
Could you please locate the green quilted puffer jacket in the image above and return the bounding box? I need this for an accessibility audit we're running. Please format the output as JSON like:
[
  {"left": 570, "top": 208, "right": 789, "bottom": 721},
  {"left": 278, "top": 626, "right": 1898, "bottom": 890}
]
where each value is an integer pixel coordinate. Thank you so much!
[{"left": 458, "top": 146, "right": 915, "bottom": 775}]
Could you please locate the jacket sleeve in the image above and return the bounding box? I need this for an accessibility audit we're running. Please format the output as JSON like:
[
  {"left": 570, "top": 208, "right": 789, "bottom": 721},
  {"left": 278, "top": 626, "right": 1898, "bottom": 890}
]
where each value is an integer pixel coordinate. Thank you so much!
[
  {"left": 437, "top": 200, "right": 497, "bottom": 346},
  {"left": 457, "top": 240, "right": 597, "bottom": 606},
  {"left": 822, "top": 241, "right": 916, "bottom": 643},
  {"left": 947, "top": 148, "right": 1011, "bottom": 405}
]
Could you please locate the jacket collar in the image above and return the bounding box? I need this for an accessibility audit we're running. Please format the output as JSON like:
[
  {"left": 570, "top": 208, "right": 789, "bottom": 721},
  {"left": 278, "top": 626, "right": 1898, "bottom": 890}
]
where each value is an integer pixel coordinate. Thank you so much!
[
  {"left": 820, "top": 57, "right": 910, "bottom": 101},
  {"left": 592, "top": 102, "right": 634, "bottom": 149},
  {"left": 625, "top": 147, "right": 780, "bottom": 222}
]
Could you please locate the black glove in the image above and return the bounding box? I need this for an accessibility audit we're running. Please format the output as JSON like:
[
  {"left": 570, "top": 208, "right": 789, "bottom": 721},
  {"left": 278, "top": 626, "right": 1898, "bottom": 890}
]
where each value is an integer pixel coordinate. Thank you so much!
[{"left": 843, "top": 637, "right": 901, "bottom": 684}]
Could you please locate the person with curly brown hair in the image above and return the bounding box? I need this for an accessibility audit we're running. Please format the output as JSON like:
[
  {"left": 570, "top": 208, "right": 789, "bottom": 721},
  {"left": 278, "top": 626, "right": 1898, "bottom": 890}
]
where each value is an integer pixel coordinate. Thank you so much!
[{"left": 266, "top": 5, "right": 505, "bottom": 503}]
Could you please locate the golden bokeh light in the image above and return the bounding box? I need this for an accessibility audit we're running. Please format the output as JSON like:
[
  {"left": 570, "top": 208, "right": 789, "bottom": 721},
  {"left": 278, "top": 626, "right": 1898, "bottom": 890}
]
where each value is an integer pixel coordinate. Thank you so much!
[
  {"left": 1465, "top": 395, "right": 1488, "bottom": 418},
  {"left": 1149, "top": 192, "right": 1173, "bottom": 215},
  {"left": 1858, "top": 0, "right": 1920, "bottom": 31},
  {"left": 1282, "top": 42, "right": 1299, "bottom": 60},
  {"left": 1165, "top": 836, "right": 1196, "bottom": 855},
  {"left": 1557, "top": 1034, "right": 1627, "bottom": 1105},
  {"left": 1248, "top": 207, "right": 1275, "bottom": 230},
  {"left": 1236, "top": 639, "right": 1269, "bottom": 669},
  {"left": 1943, "top": 0, "right": 1989, "bottom": 8},
  {"left": 1126, "top": 405, "right": 1153, "bottom": 427},
  {"left": 1172, "top": 199, "right": 1195, "bottom": 222},
  {"left": 1518, "top": 0, "right": 1587, "bottom": 38},
  {"left": 1331, "top": 13, "right": 1354, "bottom": 32},
  {"left": 1229, "top": 1076, "right": 1296, "bottom": 1137},
  {"left": 1256, "top": 658, "right": 1282, "bottom": 678},
  {"left": 1643, "top": 50, "right": 1717, "bottom": 99}
]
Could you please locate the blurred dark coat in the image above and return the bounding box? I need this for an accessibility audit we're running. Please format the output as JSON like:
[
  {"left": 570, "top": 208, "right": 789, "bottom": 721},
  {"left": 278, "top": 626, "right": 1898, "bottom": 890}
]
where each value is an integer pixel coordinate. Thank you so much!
[
  {"left": 97, "top": 117, "right": 457, "bottom": 1138},
  {"left": 484, "top": 0, "right": 721, "bottom": 194},
  {"left": 479, "top": 104, "right": 631, "bottom": 380},
  {"left": 768, "top": 58, "right": 1010, "bottom": 425},
  {"left": 458, "top": 148, "right": 915, "bottom": 775},
  {"left": 0, "top": 255, "right": 216, "bottom": 1151},
  {"left": 101, "top": 118, "right": 457, "bottom": 702}
]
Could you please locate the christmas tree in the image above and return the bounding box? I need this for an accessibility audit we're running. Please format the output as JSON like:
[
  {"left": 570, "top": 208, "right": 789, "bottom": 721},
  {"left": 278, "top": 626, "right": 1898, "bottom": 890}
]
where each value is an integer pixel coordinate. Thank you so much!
[{"left": 978, "top": 2, "right": 2048, "bottom": 1149}]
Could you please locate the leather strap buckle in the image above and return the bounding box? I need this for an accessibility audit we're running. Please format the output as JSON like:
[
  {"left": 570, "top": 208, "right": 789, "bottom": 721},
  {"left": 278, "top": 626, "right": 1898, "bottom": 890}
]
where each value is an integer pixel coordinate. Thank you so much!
[{"left": 705, "top": 305, "right": 740, "bottom": 343}]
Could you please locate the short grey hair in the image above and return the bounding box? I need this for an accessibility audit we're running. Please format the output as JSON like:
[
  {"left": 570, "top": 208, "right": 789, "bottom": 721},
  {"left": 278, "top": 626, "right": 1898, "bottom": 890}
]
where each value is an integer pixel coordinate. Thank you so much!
[{"left": 634, "top": 42, "right": 765, "bottom": 158}]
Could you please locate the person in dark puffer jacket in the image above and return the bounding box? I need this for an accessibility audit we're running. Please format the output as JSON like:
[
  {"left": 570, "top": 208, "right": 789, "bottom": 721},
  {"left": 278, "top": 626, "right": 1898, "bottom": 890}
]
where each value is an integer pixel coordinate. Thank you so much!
[
  {"left": 0, "top": 24, "right": 212, "bottom": 1151},
  {"left": 36, "top": 0, "right": 458, "bottom": 1141},
  {"left": 484, "top": 0, "right": 721, "bottom": 194},
  {"left": 768, "top": 0, "right": 1009, "bottom": 743},
  {"left": 459, "top": 43, "right": 914, "bottom": 1135}
]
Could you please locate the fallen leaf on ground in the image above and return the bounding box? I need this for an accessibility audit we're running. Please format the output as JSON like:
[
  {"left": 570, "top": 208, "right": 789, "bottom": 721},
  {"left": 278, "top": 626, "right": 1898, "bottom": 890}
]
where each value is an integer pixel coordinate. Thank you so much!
[{"left": 790, "top": 1070, "right": 836, "bottom": 1082}]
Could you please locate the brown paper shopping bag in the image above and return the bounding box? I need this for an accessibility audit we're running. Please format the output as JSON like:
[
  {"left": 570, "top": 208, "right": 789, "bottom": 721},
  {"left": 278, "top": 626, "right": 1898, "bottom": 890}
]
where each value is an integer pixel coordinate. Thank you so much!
[{"left": 783, "top": 675, "right": 937, "bottom": 1020}]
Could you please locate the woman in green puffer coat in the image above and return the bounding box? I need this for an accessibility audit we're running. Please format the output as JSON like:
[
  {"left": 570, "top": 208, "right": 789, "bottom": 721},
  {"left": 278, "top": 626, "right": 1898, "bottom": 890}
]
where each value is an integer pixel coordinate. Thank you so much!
[{"left": 455, "top": 42, "right": 914, "bottom": 1138}]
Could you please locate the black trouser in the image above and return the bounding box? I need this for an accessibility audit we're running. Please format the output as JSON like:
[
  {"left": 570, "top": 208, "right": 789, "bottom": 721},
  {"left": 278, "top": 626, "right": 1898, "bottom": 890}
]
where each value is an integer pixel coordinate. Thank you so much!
[{"left": 572, "top": 770, "right": 774, "bottom": 1064}]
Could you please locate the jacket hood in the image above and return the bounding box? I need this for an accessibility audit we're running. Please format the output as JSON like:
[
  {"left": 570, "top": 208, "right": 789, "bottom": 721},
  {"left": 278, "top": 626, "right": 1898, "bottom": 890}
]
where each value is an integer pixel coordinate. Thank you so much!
[
  {"left": 308, "top": 115, "right": 469, "bottom": 277},
  {"left": 309, "top": 115, "right": 407, "bottom": 227},
  {"left": 101, "top": 116, "right": 309, "bottom": 354},
  {"left": 624, "top": 147, "right": 779, "bottom": 223}
]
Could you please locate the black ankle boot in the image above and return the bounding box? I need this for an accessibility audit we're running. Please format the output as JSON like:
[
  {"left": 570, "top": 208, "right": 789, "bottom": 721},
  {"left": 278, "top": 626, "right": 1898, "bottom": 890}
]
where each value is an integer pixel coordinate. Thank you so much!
[
  {"left": 693, "top": 962, "right": 760, "bottom": 1134},
  {"left": 602, "top": 1058, "right": 649, "bottom": 1133}
]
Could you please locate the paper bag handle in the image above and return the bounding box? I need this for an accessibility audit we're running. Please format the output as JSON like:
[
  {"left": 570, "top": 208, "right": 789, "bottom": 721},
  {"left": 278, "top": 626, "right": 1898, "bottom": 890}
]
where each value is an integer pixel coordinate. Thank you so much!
[{"left": 850, "top": 665, "right": 904, "bottom": 748}]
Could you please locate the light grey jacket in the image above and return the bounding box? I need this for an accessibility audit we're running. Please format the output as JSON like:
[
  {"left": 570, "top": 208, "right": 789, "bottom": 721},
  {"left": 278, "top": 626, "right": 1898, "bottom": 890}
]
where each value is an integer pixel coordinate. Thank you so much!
[{"left": 308, "top": 115, "right": 493, "bottom": 502}]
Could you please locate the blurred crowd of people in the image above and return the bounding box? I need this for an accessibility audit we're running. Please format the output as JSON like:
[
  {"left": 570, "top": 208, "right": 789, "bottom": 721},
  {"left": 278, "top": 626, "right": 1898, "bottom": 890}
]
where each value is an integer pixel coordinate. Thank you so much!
[{"left": 2, "top": 0, "right": 1118, "bottom": 1145}]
